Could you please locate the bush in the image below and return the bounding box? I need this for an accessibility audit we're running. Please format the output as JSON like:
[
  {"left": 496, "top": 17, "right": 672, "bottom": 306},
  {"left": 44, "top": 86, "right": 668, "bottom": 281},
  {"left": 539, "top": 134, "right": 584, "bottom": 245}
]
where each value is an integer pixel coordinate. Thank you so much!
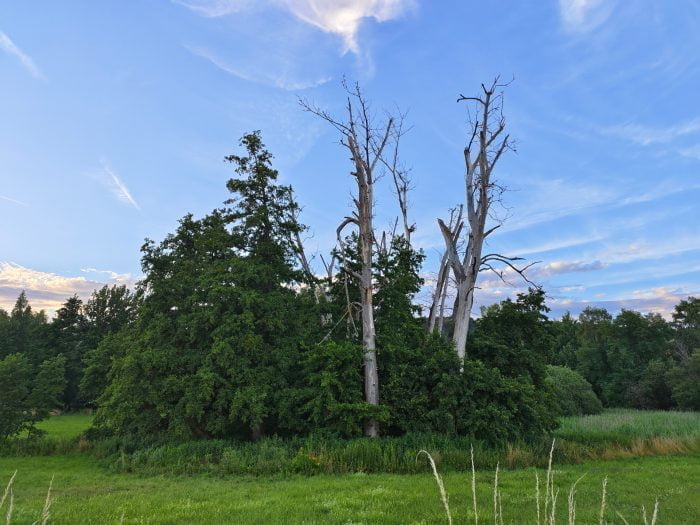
[{"left": 546, "top": 365, "right": 603, "bottom": 416}]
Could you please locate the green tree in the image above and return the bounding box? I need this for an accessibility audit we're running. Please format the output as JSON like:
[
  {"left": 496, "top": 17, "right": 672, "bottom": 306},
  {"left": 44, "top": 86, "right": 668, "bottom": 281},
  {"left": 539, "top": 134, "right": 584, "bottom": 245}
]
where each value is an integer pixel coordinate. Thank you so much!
[
  {"left": 3, "top": 291, "right": 50, "bottom": 364},
  {"left": 96, "top": 132, "right": 319, "bottom": 441},
  {"left": 0, "top": 353, "right": 33, "bottom": 439},
  {"left": 27, "top": 355, "right": 67, "bottom": 424},
  {"left": 80, "top": 285, "right": 140, "bottom": 406},
  {"left": 575, "top": 307, "right": 614, "bottom": 402},
  {"left": 49, "top": 295, "right": 88, "bottom": 409},
  {"left": 670, "top": 297, "right": 700, "bottom": 360},
  {"left": 0, "top": 353, "right": 66, "bottom": 439},
  {"left": 667, "top": 349, "right": 700, "bottom": 410}
]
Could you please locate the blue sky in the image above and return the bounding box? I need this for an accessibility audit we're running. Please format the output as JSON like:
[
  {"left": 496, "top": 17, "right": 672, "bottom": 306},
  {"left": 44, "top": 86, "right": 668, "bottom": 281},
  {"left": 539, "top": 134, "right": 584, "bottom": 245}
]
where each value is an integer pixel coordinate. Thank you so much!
[{"left": 1, "top": 0, "right": 699, "bottom": 317}]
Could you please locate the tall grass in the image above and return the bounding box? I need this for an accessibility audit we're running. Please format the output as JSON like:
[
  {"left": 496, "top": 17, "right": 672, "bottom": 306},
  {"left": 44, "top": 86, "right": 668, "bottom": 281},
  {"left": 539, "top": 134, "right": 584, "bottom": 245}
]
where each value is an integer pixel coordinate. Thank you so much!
[
  {"left": 1, "top": 472, "right": 53, "bottom": 524},
  {"left": 4, "top": 410, "right": 698, "bottom": 476},
  {"left": 418, "top": 441, "right": 663, "bottom": 524}
]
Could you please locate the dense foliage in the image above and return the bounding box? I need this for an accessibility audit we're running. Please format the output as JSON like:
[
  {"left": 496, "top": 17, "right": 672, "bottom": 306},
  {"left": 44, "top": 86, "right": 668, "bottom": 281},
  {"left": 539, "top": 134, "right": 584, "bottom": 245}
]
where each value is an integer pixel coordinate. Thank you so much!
[
  {"left": 545, "top": 365, "right": 603, "bottom": 416},
  {"left": 550, "top": 300, "right": 700, "bottom": 410},
  {"left": 2, "top": 132, "right": 698, "bottom": 444},
  {"left": 0, "top": 352, "right": 66, "bottom": 438}
]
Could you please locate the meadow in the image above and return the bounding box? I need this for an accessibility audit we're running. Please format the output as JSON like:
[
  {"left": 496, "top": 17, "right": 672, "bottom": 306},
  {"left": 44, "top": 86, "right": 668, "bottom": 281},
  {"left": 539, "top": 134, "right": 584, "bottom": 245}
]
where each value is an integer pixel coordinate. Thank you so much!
[{"left": 2, "top": 410, "right": 699, "bottom": 523}]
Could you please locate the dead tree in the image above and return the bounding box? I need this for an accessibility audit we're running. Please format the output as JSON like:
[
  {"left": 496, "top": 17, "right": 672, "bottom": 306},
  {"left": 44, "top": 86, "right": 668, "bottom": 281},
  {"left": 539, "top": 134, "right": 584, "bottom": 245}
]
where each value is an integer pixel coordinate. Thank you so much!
[
  {"left": 428, "top": 206, "right": 462, "bottom": 334},
  {"left": 438, "top": 78, "right": 537, "bottom": 362},
  {"left": 300, "top": 82, "right": 395, "bottom": 437}
]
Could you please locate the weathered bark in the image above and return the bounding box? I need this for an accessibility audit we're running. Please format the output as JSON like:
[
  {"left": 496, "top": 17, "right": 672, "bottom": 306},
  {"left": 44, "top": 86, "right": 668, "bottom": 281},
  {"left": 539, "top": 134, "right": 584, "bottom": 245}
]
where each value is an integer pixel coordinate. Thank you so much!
[
  {"left": 439, "top": 78, "right": 535, "bottom": 362},
  {"left": 428, "top": 207, "right": 462, "bottom": 333},
  {"left": 301, "top": 83, "right": 395, "bottom": 437}
]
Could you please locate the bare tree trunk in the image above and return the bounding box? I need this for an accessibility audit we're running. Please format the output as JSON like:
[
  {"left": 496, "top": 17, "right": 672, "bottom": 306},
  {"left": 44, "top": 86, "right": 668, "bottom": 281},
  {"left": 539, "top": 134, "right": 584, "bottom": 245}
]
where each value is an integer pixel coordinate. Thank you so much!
[
  {"left": 438, "top": 78, "right": 536, "bottom": 363},
  {"left": 301, "top": 82, "right": 396, "bottom": 437},
  {"left": 428, "top": 251, "right": 450, "bottom": 333}
]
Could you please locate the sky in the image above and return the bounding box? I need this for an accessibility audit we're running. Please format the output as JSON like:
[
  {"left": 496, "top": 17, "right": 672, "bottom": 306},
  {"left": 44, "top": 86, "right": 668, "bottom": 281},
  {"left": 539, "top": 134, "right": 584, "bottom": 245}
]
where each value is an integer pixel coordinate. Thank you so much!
[{"left": 1, "top": 0, "right": 699, "bottom": 318}]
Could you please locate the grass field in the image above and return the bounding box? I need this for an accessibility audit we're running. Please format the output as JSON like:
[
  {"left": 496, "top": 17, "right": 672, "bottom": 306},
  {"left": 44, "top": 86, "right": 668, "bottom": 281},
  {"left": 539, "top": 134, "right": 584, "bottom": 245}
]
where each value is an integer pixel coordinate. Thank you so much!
[
  {"left": 3, "top": 453, "right": 699, "bottom": 524},
  {"left": 34, "top": 414, "right": 94, "bottom": 440},
  {"left": 557, "top": 409, "right": 700, "bottom": 441},
  {"left": 3, "top": 410, "right": 698, "bottom": 523}
]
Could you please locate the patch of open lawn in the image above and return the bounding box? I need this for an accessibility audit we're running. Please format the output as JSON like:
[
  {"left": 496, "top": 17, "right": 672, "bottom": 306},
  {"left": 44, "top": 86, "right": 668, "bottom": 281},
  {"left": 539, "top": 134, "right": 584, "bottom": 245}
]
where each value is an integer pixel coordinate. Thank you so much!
[
  {"left": 33, "top": 414, "right": 94, "bottom": 440},
  {"left": 1, "top": 453, "right": 698, "bottom": 524}
]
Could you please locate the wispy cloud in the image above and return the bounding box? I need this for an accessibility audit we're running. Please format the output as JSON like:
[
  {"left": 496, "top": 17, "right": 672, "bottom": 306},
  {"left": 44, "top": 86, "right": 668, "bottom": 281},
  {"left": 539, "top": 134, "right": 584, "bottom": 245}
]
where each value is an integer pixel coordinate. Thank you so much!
[
  {"left": 0, "top": 194, "right": 28, "bottom": 206},
  {"left": 0, "top": 262, "right": 137, "bottom": 316},
  {"left": 185, "top": 44, "right": 331, "bottom": 90},
  {"left": 175, "top": 0, "right": 413, "bottom": 54},
  {"left": 173, "top": 0, "right": 252, "bottom": 17},
  {"left": 559, "top": 0, "right": 614, "bottom": 33},
  {"left": 603, "top": 118, "right": 700, "bottom": 146},
  {"left": 680, "top": 143, "right": 700, "bottom": 161},
  {"left": 0, "top": 30, "right": 44, "bottom": 79},
  {"left": 94, "top": 162, "right": 140, "bottom": 210}
]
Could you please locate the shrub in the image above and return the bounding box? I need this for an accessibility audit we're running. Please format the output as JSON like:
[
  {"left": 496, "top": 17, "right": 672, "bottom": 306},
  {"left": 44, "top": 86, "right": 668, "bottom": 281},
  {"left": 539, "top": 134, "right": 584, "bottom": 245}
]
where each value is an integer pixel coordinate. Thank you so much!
[{"left": 546, "top": 365, "right": 603, "bottom": 416}]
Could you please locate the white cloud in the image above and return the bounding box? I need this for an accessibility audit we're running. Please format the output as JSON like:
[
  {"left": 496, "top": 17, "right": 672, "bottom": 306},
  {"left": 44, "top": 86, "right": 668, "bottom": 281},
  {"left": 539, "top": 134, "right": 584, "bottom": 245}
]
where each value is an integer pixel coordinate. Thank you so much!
[
  {"left": 603, "top": 118, "right": 700, "bottom": 146},
  {"left": 94, "top": 162, "right": 140, "bottom": 210},
  {"left": 559, "top": 0, "right": 613, "bottom": 33},
  {"left": 0, "top": 31, "right": 44, "bottom": 79},
  {"left": 0, "top": 262, "right": 137, "bottom": 316},
  {"left": 175, "top": 0, "right": 413, "bottom": 54},
  {"left": 280, "top": 0, "right": 412, "bottom": 54},
  {"left": 535, "top": 260, "right": 607, "bottom": 277},
  {"left": 185, "top": 44, "right": 331, "bottom": 90}
]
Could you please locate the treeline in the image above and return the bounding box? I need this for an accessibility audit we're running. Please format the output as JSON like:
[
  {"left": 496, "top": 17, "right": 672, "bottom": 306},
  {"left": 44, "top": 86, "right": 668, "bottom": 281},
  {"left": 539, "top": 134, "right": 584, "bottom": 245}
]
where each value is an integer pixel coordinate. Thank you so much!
[
  {"left": 0, "top": 286, "right": 139, "bottom": 438},
  {"left": 1, "top": 133, "right": 698, "bottom": 444},
  {"left": 549, "top": 302, "right": 700, "bottom": 412}
]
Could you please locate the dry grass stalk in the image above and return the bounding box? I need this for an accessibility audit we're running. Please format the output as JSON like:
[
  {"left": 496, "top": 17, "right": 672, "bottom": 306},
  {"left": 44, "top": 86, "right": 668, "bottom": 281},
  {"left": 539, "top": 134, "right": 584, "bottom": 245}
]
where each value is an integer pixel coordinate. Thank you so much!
[
  {"left": 0, "top": 472, "right": 17, "bottom": 514},
  {"left": 615, "top": 511, "right": 630, "bottom": 525},
  {"left": 598, "top": 476, "right": 608, "bottom": 525},
  {"left": 471, "top": 445, "right": 478, "bottom": 525},
  {"left": 535, "top": 471, "right": 541, "bottom": 525},
  {"left": 549, "top": 488, "right": 559, "bottom": 525},
  {"left": 38, "top": 475, "right": 54, "bottom": 525},
  {"left": 651, "top": 498, "right": 659, "bottom": 525},
  {"left": 418, "top": 450, "right": 452, "bottom": 525},
  {"left": 498, "top": 488, "right": 504, "bottom": 525},
  {"left": 544, "top": 439, "right": 555, "bottom": 523},
  {"left": 493, "top": 463, "right": 499, "bottom": 525},
  {"left": 5, "top": 489, "right": 13, "bottom": 525},
  {"left": 567, "top": 475, "right": 585, "bottom": 525}
]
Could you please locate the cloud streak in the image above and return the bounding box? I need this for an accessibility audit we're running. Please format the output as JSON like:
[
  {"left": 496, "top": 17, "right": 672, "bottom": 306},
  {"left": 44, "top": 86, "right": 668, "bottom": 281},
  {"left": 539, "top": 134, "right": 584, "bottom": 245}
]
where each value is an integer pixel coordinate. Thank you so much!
[
  {"left": 603, "top": 118, "right": 700, "bottom": 146},
  {"left": 0, "top": 194, "right": 28, "bottom": 206},
  {"left": 0, "top": 30, "right": 44, "bottom": 79},
  {"left": 185, "top": 44, "right": 331, "bottom": 90},
  {"left": 96, "top": 163, "right": 140, "bottom": 210}
]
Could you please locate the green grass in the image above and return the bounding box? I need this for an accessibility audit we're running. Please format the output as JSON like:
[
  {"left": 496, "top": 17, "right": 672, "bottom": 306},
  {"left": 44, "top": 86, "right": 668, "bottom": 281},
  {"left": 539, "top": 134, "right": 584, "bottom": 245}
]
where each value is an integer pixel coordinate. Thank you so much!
[
  {"left": 34, "top": 414, "right": 94, "bottom": 440},
  {"left": 2, "top": 453, "right": 698, "bottom": 524},
  {"left": 557, "top": 409, "right": 700, "bottom": 442},
  {"left": 5, "top": 410, "right": 699, "bottom": 476}
]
